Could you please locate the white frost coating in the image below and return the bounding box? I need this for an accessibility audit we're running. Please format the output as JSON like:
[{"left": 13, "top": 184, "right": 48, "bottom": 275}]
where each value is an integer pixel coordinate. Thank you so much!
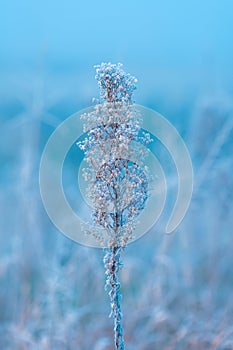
[{"left": 39, "top": 105, "right": 192, "bottom": 246}]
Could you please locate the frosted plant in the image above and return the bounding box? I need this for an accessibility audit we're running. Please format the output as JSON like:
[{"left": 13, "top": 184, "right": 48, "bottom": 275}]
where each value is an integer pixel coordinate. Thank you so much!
[{"left": 78, "top": 63, "right": 152, "bottom": 349}]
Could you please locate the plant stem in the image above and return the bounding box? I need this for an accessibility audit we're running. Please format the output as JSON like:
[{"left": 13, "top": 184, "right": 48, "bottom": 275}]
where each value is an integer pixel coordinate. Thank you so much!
[{"left": 104, "top": 246, "right": 125, "bottom": 350}]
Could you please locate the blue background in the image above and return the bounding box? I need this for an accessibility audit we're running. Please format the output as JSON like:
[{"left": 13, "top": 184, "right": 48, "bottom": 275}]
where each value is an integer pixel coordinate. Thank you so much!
[{"left": 1, "top": 1, "right": 233, "bottom": 349}]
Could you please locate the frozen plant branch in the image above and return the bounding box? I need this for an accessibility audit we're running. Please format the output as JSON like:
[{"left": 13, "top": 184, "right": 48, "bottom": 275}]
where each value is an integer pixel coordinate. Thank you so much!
[
  {"left": 104, "top": 247, "right": 124, "bottom": 350},
  {"left": 78, "top": 63, "right": 152, "bottom": 349}
]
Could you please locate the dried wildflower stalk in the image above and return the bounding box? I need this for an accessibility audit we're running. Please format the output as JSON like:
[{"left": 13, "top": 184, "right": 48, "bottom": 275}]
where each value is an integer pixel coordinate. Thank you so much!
[{"left": 78, "top": 63, "right": 152, "bottom": 349}]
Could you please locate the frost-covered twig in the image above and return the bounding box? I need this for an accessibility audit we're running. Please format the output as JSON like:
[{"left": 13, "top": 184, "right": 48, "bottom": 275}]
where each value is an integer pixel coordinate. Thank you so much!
[
  {"left": 104, "top": 247, "right": 124, "bottom": 349},
  {"left": 78, "top": 63, "right": 152, "bottom": 349}
]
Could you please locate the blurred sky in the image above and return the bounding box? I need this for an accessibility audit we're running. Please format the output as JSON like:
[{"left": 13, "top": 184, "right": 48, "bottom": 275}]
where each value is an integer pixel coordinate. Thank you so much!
[
  {"left": 1, "top": 0, "right": 233, "bottom": 83},
  {"left": 0, "top": 0, "right": 233, "bottom": 141}
]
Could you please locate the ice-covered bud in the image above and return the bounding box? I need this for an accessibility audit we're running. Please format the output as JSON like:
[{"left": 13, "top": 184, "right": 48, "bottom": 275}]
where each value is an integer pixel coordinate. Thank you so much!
[{"left": 94, "top": 62, "right": 137, "bottom": 104}]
